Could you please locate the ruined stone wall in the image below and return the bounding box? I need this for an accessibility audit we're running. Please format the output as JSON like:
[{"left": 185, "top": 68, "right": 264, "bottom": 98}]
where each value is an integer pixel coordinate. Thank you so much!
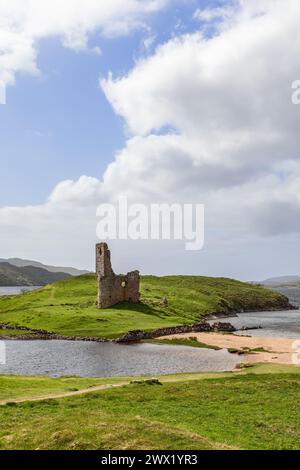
[{"left": 96, "top": 243, "right": 140, "bottom": 309}]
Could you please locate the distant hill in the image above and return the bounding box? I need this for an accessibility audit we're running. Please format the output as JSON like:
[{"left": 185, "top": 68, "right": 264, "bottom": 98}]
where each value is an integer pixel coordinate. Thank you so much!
[
  {"left": 0, "top": 258, "right": 89, "bottom": 277},
  {"left": 261, "top": 275, "right": 300, "bottom": 287},
  {"left": 0, "top": 262, "right": 71, "bottom": 286}
]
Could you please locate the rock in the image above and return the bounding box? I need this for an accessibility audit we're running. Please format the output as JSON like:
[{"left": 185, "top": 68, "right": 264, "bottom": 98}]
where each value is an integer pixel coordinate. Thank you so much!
[
  {"left": 117, "top": 330, "right": 150, "bottom": 343},
  {"left": 116, "top": 321, "right": 215, "bottom": 343},
  {"left": 193, "top": 321, "right": 213, "bottom": 332},
  {"left": 211, "top": 322, "right": 236, "bottom": 332},
  {"left": 240, "top": 326, "right": 262, "bottom": 331},
  {"left": 130, "top": 378, "right": 162, "bottom": 385}
]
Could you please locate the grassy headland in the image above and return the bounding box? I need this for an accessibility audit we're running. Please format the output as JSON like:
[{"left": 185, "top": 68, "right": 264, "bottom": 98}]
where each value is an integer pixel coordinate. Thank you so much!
[
  {"left": 0, "top": 274, "right": 290, "bottom": 339},
  {"left": 0, "top": 364, "right": 299, "bottom": 450}
]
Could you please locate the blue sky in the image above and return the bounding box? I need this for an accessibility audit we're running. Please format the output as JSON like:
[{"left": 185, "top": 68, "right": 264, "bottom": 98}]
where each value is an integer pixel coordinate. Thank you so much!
[{"left": 0, "top": 0, "right": 218, "bottom": 206}]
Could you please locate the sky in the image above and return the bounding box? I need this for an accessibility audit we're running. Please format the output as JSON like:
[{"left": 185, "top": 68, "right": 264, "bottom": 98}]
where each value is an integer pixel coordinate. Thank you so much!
[{"left": 0, "top": 0, "right": 300, "bottom": 280}]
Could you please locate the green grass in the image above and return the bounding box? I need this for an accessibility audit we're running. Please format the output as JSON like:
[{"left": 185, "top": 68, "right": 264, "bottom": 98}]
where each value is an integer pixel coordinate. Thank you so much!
[
  {"left": 0, "top": 364, "right": 298, "bottom": 402},
  {"left": 228, "top": 346, "right": 273, "bottom": 355},
  {"left": 146, "top": 337, "right": 222, "bottom": 350},
  {"left": 1, "top": 366, "right": 300, "bottom": 450},
  {"left": 0, "top": 274, "right": 289, "bottom": 339},
  {"left": 249, "top": 347, "right": 272, "bottom": 353},
  {"left": 0, "top": 328, "right": 33, "bottom": 337},
  {"left": 0, "top": 376, "right": 127, "bottom": 402}
]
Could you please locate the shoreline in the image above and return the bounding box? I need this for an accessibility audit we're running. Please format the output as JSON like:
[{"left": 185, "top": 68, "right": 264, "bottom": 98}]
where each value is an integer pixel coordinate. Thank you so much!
[
  {"left": 0, "top": 302, "right": 298, "bottom": 342},
  {"left": 2, "top": 330, "right": 298, "bottom": 368},
  {"left": 203, "top": 303, "right": 298, "bottom": 321},
  {"left": 0, "top": 324, "right": 108, "bottom": 342},
  {"left": 156, "top": 332, "right": 299, "bottom": 366}
]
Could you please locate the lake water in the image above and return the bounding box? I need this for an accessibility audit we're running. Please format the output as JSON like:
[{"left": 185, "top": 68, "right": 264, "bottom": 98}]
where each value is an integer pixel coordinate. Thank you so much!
[
  {"left": 220, "top": 287, "right": 300, "bottom": 339},
  {"left": 227, "top": 309, "right": 300, "bottom": 338},
  {"left": 273, "top": 286, "right": 300, "bottom": 308},
  {"left": 0, "top": 286, "right": 41, "bottom": 296},
  {"left": 0, "top": 340, "right": 241, "bottom": 378},
  {"left": 0, "top": 285, "right": 299, "bottom": 377}
]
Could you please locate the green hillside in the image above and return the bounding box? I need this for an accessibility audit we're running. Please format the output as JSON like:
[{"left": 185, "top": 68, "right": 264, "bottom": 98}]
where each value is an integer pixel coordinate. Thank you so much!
[{"left": 0, "top": 274, "right": 290, "bottom": 339}]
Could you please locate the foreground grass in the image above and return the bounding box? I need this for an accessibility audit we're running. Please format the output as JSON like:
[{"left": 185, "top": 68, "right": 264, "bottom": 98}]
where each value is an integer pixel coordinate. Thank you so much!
[
  {"left": 0, "top": 376, "right": 128, "bottom": 403},
  {"left": 0, "top": 274, "right": 289, "bottom": 339},
  {"left": 0, "top": 365, "right": 300, "bottom": 450},
  {"left": 0, "top": 364, "right": 298, "bottom": 403}
]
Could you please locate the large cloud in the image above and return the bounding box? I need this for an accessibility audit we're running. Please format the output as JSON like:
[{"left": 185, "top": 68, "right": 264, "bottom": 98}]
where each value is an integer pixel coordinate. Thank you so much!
[
  {"left": 0, "top": 0, "right": 168, "bottom": 87},
  {"left": 100, "top": 0, "right": 300, "bottom": 233},
  {"left": 1, "top": 0, "right": 300, "bottom": 278}
]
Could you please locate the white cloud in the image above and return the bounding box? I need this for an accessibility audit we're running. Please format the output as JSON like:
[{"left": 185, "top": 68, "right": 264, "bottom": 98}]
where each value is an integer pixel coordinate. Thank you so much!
[
  {"left": 193, "top": 5, "right": 236, "bottom": 24},
  {"left": 1, "top": 0, "right": 300, "bottom": 278},
  {"left": 100, "top": 0, "right": 300, "bottom": 226},
  {"left": 48, "top": 175, "right": 104, "bottom": 207},
  {"left": 0, "top": 0, "right": 168, "bottom": 87},
  {"left": 142, "top": 33, "right": 156, "bottom": 51}
]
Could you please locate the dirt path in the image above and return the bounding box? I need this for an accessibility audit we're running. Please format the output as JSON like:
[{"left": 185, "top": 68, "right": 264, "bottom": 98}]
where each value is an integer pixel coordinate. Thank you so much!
[
  {"left": 158, "top": 332, "right": 299, "bottom": 365},
  {"left": 0, "top": 381, "right": 130, "bottom": 406},
  {"left": 0, "top": 373, "right": 240, "bottom": 406}
]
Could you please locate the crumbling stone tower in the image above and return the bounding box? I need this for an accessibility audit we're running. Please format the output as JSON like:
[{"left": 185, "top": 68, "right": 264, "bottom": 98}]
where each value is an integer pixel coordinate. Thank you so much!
[{"left": 96, "top": 243, "right": 140, "bottom": 309}]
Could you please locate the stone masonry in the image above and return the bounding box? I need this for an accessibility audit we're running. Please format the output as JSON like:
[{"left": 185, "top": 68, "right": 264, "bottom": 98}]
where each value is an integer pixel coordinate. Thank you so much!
[{"left": 96, "top": 242, "right": 140, "bottom": 309}]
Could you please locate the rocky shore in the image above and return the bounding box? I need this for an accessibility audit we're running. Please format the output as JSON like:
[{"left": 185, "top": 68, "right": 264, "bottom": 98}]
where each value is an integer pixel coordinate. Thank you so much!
[
  {"left": 0, "top": 324, "right": 107, "bottom": 342},
  {"left": 115, "top": 321, "right": 236, "bottom": 343},
  {"left": 203, "top": 302, "right": 297, "bottom": 321},
  {"left": 0, "top": 320, "right": 236, "bottom": 343},
  {"left": 0, "top": 299, "right": 296, "bottom": 343}
]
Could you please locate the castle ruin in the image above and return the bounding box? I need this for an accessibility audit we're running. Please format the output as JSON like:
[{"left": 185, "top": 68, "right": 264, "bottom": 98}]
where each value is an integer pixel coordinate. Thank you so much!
[{"left": 96, "top": 243, "right": 140, "bottom": 309}]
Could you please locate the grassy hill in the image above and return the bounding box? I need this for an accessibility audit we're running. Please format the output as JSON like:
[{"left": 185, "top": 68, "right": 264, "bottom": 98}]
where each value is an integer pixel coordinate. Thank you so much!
[
  {"left": 0, "top": 262, "right": 70, "bottom": 287},
  {"left": 0, "top": 274, "right": 290, "bottom": 339}
]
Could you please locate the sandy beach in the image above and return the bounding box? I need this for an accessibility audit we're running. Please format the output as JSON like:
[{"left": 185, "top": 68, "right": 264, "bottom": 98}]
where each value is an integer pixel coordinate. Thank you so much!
[{"left": 158, "top": 332, "right": 300, "bottom": 365}]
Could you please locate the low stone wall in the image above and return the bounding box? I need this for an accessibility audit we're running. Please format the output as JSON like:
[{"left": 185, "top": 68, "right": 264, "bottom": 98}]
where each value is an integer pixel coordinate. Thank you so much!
[
  {"left": 116, "top": 321, "right": 236, "bottom": 343},
  {"left": 0, "top": 324, "right": 107, "bottom": 342},
  {"left": 0, "top": 321, "right": 238, "bottom": 343}
]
